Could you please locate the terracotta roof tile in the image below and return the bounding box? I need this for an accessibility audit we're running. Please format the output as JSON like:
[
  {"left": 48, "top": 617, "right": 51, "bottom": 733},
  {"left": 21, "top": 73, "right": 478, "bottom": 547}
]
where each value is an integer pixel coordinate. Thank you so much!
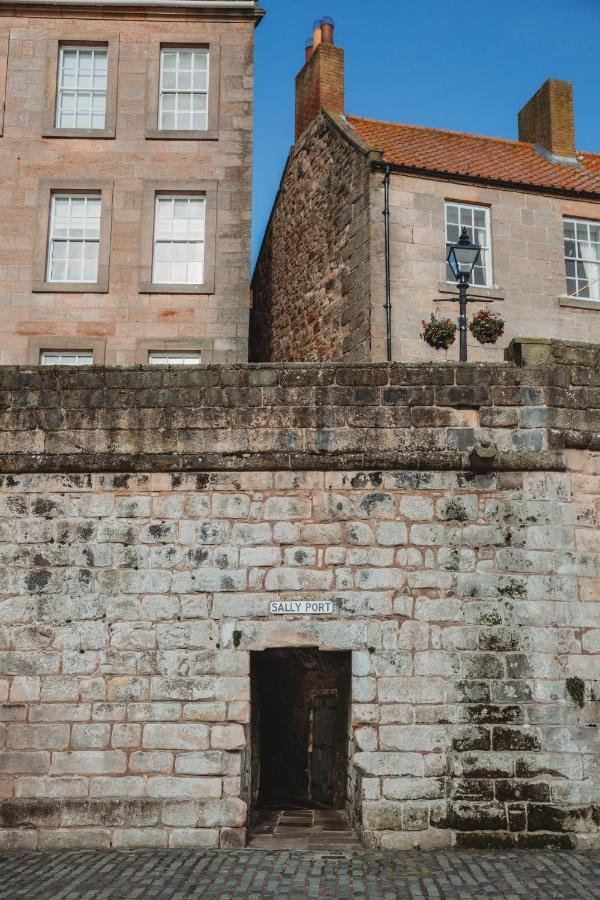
[{"left": 345, "top": 115, "right": 600, "bottom": 195}]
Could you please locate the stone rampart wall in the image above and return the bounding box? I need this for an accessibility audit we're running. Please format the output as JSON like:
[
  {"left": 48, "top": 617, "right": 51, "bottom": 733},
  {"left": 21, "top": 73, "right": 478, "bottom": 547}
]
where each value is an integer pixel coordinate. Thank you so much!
[
  {"left": 0, "top": 340, "right": 598, "bottom": 850},
  {"left": 0, "top": 339, "right": 598, "bottom": 475}
]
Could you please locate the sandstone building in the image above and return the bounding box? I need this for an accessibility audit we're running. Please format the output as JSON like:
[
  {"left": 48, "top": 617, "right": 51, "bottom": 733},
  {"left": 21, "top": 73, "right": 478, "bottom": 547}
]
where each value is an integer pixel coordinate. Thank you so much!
[
  {"left": 251, "top": 21, "right": 600, "bottom": 364},
  {"left": 0, "top": 0, "right": 263, "bottom": 366}
]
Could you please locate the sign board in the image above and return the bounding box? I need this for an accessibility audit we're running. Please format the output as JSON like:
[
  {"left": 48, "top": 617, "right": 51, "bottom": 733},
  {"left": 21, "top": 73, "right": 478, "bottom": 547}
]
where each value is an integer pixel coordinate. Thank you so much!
[{"left": 270, "top": 600, "right": 334, "bottom": 615}]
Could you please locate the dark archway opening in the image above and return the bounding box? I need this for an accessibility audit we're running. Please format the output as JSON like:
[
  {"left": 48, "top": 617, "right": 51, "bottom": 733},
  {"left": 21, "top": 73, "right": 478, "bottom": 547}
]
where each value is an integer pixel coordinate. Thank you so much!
[{"left": 250, "top": 648, "right": 351, "bottom": 811}]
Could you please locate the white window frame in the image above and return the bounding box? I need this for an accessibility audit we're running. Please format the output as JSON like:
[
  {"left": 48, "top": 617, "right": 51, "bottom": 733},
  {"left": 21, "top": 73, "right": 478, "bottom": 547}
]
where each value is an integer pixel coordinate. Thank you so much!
[
  {"left": 564, "top": 217, "right": 600, "bottom": 302},
  {"left": 148, "top": 351, "right": 202, "bottom": 366},
  {"left": 46, "top": 193, "right": 101, "bottom": 284},
  {"left": 158, "top": 47, "right": 209, "bottom": 132},
  {"left": 151, "top": 195, "right": 206, "bottom": 285},
  {"left": 55, "top": 46, "right": 108, "bottom": 130},
  {"left": 40, "top": 350, "right": 94, "bottom": 366},
  {"left": 445, "top": 202, "right": 493, "bottom": 288}
]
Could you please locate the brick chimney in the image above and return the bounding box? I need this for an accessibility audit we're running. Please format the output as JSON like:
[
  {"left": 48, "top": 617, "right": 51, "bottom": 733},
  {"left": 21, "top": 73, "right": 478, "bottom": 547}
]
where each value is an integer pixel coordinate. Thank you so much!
[
  {"left": 295, "top": 17, "right": 344, "bottom": 141},
  {"left": 518, "top": 79, "right": 576, "bottom": 160}
]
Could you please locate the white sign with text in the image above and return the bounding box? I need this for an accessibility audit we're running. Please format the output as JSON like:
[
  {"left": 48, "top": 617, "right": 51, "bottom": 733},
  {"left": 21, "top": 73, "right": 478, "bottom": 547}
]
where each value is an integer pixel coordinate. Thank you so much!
[{"left": 270, "top": 600, "right": 334, "bottom": 615}]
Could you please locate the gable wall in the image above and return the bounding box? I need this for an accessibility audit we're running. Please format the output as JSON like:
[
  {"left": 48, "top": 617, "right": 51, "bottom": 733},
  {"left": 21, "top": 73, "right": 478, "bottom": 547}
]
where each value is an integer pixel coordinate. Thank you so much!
[{"left": 250, "top": 113, "right": 372, "bottom": 363}]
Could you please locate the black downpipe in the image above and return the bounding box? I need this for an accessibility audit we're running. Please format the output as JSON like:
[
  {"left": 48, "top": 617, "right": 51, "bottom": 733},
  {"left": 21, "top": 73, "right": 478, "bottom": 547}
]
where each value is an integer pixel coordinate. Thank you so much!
[{"left": 383, "top": 164, "right": 392, "bottom": 363}]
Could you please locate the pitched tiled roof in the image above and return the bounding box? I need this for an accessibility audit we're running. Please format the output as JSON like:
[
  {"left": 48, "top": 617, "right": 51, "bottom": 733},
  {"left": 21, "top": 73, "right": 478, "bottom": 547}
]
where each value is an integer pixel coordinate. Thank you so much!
[{"left": 345, "top": 115, "right": 600, "bottom": 196}]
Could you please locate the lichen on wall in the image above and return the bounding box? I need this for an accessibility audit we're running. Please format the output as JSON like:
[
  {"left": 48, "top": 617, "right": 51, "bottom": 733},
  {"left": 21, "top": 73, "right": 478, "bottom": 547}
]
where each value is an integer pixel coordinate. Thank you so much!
[{"left": 0, "top": 456, "right": 598, "bottom": 851}]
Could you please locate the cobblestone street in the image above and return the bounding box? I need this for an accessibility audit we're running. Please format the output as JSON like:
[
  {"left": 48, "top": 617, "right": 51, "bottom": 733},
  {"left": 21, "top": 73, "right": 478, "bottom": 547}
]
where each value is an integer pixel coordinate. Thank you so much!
[{"left": 0, "top": 850, "right": 599, "bottom": 899}]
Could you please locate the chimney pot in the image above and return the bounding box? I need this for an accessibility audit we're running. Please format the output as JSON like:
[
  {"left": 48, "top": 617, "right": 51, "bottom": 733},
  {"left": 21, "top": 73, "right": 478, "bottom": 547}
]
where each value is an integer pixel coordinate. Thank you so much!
[
  {"left": 320, "top": 16, "right": 334, "bottom": 45},
  {"left": 518, "top": 78, "right": 576, "bottom": 159},
  {"left": 312, "top": 19, "right": 322, "bottom": 49},
  {"left": 295, "top": 17, "right": 345, "bottom": 140}
]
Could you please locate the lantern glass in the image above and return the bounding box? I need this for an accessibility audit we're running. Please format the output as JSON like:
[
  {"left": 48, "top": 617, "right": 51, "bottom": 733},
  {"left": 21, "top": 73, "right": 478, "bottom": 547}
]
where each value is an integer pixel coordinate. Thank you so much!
[{"left": 447, "top": 227, "right": 482, "bottom": 280}]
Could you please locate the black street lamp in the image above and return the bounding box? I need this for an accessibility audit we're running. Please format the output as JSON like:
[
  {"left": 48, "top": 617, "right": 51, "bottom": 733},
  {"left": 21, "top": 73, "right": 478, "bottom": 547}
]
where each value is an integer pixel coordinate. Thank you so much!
[{"left": 447, "top": 227, "right": 482, "bottom": 362}]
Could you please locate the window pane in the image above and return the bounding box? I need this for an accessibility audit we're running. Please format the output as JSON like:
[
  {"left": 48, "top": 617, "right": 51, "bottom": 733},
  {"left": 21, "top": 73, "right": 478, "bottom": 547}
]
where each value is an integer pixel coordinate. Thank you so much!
[
  {"left": 49, "top": 259, "right": 66, "bottom": 281},
  {"left": 152, "top": 195, "right": 205, "bottom": 284},
  {"left": 83, "top": 259, "right": 98, "bottom": 281},
  {"left": 162, "top": 51, "right": 177, "bottom": 70},
  {"left": 41, "top": 351, "right": 94, "bottom": 366},
  {"left": 566, "top": 277, "right": 578, "bottom": 296},
  {"left": 193, "top": 70, "right": 208, "bottom": 92},
  {"left": 444, "top": 202, "right": 491, "bottom": 286},
  {"left": 66, "top": 259, "right": 81, "bottom": 280},
  {"left": 154, "top": 261, "right": 171, "bottom": 283},
  {"left": 474, "top": 227, "right": 487, "bottom": 247},
  {"left": 178, "top": 70, "right": 192, "bottom": 91},
  {"left": 56, "top": 46, "right": 107, "bottom": 129},
  {"left": 159, "top": 47, "right": 209, "bottom": 132},
  {"left": 192, "top": 49, "right": 208, "bottom": 71},
  {"left": 563, "top": 217, "right": 600, "bottom": 300},
  {"left": 170, "top": 261, "right": 186, "bottom": 282},
  {"left": 459, "top": 207, "right": 473, "bottom": 227},
  {"left": 192, "top": 93, "right": 207, "bottom": 113},
  {"left": 149, "top": 351, "right": 202, "bottom": 365},
  {"left": 188, "top": 261, "right": 204, "bottom": 282},
  {"left": 47, "top": 194, "right": 101, "bottom": 283},
  {"left": 589, "top": 225, "right": 600, "bottom": 244}
]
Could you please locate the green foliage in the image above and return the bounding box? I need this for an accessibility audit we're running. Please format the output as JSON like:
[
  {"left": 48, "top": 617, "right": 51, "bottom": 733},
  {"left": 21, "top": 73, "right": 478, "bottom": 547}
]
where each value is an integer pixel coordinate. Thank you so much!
[{"left": 232, "top": 629, "right": 242, "bottom": 649}]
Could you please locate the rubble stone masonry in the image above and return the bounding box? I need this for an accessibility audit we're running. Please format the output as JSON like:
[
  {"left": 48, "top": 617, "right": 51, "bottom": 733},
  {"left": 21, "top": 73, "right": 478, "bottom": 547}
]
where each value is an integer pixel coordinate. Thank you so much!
[
  {"left": 250, "top": 114, "right": 372, "bottom": 364},
  {"left": 0, "top": 339, "right": 599, "bottom": 850}
]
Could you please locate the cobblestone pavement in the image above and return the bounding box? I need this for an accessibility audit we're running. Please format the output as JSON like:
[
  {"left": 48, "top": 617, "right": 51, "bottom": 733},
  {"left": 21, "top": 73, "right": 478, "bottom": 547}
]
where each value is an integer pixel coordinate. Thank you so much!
[{"left": 0, "top": 849, "right": 599, "bottom": 899}]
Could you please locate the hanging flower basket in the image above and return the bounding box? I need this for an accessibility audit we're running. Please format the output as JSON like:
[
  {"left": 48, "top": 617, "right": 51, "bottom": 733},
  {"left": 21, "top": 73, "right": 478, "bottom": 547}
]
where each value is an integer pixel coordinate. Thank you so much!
[
  {"left": 469, "top": 309, "right": 505, "bottom": 344},
  {"left": 421, "top": 313, "right": 457, "bottom": 351}
]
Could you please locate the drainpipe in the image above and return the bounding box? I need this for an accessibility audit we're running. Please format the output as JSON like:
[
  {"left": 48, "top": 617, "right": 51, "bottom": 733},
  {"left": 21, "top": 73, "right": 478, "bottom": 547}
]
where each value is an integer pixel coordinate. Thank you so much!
[{"left": 383, "top": 164, "right": 392, "bottom": 363}]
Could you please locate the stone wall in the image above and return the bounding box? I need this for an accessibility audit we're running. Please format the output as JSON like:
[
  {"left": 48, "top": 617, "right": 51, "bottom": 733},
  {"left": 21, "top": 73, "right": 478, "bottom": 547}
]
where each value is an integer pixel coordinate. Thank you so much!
[
  {"left": 0, "top": 341, "right": 599, "bottom": 851},
  {"left": 0, "top": 458, "right": 599, "bottom": 851},
  {"left": 250, "top": 113, "right": 372, "bottom": 364},
  {"left": 1, "top": 337, "right": 599, "bottom": 474}
]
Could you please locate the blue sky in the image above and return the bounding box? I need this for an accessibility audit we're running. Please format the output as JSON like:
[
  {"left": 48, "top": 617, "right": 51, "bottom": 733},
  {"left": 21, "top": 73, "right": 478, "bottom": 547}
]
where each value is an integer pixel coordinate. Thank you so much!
[{"left": 252, "top": 0, "right": 600, "bottom": 264}]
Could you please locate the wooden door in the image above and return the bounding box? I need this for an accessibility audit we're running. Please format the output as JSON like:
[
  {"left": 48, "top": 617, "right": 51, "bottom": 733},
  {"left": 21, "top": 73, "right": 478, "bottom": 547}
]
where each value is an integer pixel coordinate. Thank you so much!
[{"left": 310, "top": 691, "right": 338, "bottom": 806}]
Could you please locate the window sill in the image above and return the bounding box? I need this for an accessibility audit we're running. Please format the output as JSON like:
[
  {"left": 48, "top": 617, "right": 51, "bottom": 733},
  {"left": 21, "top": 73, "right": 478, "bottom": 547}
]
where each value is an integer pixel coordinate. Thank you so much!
[
  {"left": 559, "top": 295, "right": 600, "bottom": 311},
  {"left": 145, "top": 128, "right": 218, "bottom": 141},
  {"left": 437, "top": 281, "right": 505, "bottom": 301},
  {"left": 140, "top": 282, "right": 215, "bottom": 295},
  {"left": 42, "top": 128, "right": 116, "bottom": 139},
  {"left": 32, "top": 281, "right": 109, "bottom": 294}
]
